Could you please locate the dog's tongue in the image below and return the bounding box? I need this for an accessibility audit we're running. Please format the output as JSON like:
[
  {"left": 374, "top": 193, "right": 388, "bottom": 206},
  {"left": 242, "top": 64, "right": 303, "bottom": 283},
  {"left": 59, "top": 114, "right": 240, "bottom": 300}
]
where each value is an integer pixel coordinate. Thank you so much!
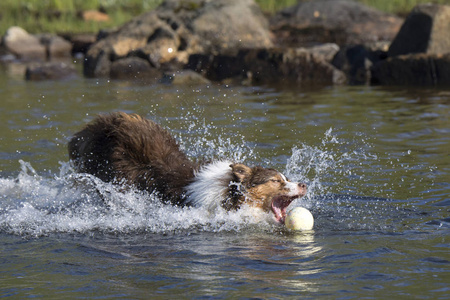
[{"left": 271, "top": 196, "right": 294, "bottom": 224}]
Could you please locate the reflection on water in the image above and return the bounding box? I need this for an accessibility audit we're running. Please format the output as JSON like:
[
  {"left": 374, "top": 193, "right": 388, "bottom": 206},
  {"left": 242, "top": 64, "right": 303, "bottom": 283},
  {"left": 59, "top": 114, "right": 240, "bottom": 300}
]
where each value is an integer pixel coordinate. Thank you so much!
[{"left": 0, "top": 68, "right": 449, "bottom": 299}]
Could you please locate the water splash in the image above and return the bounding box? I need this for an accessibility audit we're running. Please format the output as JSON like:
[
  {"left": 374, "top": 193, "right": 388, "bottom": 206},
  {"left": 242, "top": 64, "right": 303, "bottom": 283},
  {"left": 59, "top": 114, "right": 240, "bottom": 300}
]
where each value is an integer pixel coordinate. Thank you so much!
[
  {"left": 173, "top": 115, "right": 256, "bottom": 164},
  {"left": 0, "top": 160, "right": 276, "bottom": 237},
  {"left": 285, "top": 128, "right": 372, "bottom": 204}
]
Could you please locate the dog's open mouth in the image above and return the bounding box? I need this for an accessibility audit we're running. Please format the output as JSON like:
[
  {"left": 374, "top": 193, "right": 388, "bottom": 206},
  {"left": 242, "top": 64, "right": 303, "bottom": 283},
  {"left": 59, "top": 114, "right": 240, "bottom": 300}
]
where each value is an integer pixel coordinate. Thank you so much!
[{"left": 271, "top": 196, "right": 296, "bottom": 224}]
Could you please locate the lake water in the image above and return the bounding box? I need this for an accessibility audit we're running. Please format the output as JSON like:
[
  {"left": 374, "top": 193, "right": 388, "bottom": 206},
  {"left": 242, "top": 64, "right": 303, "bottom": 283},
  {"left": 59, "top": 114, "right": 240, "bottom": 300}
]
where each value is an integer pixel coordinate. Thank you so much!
[{"left": 0, "top": 64, "right": 449, "bottom": 299}]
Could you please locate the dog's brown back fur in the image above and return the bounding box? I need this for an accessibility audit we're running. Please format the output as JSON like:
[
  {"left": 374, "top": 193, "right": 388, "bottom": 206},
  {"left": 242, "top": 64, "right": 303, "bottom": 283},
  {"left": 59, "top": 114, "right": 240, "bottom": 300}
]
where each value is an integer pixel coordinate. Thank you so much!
[{"left": 68, "top": 112, "right": 197, "bottom": 205}]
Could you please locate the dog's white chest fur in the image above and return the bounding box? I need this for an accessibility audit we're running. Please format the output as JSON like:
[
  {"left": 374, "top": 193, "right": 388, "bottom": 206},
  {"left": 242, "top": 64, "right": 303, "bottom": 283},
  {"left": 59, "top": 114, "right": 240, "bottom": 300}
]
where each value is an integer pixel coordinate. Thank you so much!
[{"left": 185, "top": 160, "right": 233, "bottom": 210}]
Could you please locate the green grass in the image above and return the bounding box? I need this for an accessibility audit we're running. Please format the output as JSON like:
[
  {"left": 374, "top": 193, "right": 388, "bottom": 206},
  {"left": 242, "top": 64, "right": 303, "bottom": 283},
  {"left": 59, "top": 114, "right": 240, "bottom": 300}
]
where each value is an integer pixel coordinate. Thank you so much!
[
  {"left": 0, "top": 0, "right": 164, "bottom": 35},
  {"left": 357, "top": 0, "right": 449, "bottom": 16},
  {"left": 257, "top": 0, "right": 298, "bottom": 13},
  {"left": 0, "top": 0, "right": 449, "bottom": 35},
  {"left": 256, "top": 0, "right": 450, "bottom": 15}
]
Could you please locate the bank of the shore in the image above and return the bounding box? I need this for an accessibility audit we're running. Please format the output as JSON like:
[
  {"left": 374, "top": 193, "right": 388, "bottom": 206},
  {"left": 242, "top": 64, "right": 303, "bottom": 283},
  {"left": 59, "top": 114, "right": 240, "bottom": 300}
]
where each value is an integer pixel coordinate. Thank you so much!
[
  {"left": 1, "top": 0, "right": 448, "bottom": 35},
  {"left": 1, "top": 0, "right": 450, "bottom": 87}
]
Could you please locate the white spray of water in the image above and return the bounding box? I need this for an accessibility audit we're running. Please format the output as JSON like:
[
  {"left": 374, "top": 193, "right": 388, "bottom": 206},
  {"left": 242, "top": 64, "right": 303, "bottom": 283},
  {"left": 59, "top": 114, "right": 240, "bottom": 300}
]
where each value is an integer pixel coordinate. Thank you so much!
[
  {"left": 0, "top": 160, "right": 275, "bottom": 236},
  {"left": 284, "top": 128, "right": 368, "bottom": 206}
]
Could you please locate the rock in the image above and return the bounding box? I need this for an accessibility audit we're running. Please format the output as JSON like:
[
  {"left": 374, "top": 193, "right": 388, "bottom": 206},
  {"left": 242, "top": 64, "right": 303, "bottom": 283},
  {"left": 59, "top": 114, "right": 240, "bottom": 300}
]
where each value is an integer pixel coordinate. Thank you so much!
[
  {"left": 371, "top": 53, "right": 450, "bottom": 86},
  {"left": 110, "top": 57, "right": 162, "bottom": 80},
  {"left": 2, "top": 26, "right": 46, "bottom": 61},
  {"left": 161, "top": 69, "right": 211, "bottom": 85},
  {"left": 68, "top": 34, "right": 97, "bottom": 55},
  {"left": 83, "top": 11, "right": 178, "bottom": 77},
  {"left": 130, "top": 23, "right": 182, "bottom": 68},
  {"left": 37, "top": 34, "right": 72, "bottom": 58},
  {"left": 371, "top": 4, "right": 450, "bottom": 86},
  {"left": 388, "top": 4, "right": 450, "bottom": 57},
  {"left": 25, "top": 62, "right": 78, "bottom": 81},
  {"left": 247, "top": 48, "right": 346, "bottom": 85},
  {"left": 332, "top": 45, "right": 387, "bottom": 84},
  {"left": 302, "top": 43, "right": 340, "bottom": 63},
  {"left": 271, "top": 0, "right": 403, "bottom": 47},
  {"left": 1, "top": 27, "right": 72, "bottom": 61},
  {"left": 188, "top": 0, "right": 273, "bottom": 53},
  {"left": 84, "top": 0, "right": 272, "bottom": 78},
  {"left": 187, "top": 48, "right": 346, "bottom": 85},
  {"left": 187, "top": 53, "right": 243, "bottom": 82}
]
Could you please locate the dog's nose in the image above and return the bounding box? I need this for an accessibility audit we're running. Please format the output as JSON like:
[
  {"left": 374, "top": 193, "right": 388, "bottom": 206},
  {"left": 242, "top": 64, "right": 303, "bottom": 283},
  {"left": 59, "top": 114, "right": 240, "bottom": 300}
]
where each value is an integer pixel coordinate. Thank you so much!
[{"left": 298, "top": 183, "right": 307, "bottom": 189}]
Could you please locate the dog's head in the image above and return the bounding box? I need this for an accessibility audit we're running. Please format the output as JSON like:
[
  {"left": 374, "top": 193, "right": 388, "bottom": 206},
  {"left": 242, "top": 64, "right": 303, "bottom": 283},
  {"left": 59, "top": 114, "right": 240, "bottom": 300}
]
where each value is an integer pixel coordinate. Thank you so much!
[{"left": 226, "top": 163, "right": 307, "bottom": 224}]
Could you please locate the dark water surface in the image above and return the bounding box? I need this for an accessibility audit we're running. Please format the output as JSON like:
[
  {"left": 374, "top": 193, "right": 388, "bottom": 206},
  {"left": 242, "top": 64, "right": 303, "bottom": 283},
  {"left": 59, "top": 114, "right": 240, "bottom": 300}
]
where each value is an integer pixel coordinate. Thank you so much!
[{"left": 0, "top": 66, "right": 449, "bottom": 299}]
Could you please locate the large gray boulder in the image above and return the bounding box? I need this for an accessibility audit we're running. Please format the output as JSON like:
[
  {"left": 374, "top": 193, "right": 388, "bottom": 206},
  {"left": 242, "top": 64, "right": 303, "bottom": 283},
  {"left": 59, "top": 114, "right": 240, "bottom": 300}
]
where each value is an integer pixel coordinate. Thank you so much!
[
  {"left": 2, "top": 27, "right": 47, "bottom": 61},
  {"left": 37, "top": 34, "right": 73, "bottom": 58},
  {"left": 388, "top": 4, "right": 450, "bottom": 56},
  {"left": 84, "top": 0, "right": 273, "bottom": 78},
  {"left": 1, "top": 27, "right": 74, "bottom": 61},
  {"left": 271, "top": 0, "right": 402, "bottom": 47}
]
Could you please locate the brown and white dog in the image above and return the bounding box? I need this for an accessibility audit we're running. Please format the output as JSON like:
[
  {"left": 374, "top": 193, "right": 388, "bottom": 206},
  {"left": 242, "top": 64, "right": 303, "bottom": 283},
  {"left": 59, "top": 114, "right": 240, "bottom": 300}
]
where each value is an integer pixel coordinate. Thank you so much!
[{"left": 68, "top": 112, "right": 307, "bottom": 224}]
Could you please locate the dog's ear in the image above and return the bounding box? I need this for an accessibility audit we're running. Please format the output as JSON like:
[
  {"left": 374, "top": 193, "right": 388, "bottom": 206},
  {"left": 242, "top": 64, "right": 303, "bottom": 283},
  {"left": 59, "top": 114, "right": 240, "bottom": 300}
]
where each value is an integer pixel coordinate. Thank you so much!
[{"left": 230, "top": 163, "right": 252, "bottom": 182}]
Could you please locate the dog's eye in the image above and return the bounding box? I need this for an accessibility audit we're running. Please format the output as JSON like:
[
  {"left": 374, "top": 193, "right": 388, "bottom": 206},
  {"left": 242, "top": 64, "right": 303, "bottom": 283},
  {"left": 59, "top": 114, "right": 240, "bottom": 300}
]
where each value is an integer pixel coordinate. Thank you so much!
[{"left": 271, "top": 179, "right": 281, "bottom": 183}]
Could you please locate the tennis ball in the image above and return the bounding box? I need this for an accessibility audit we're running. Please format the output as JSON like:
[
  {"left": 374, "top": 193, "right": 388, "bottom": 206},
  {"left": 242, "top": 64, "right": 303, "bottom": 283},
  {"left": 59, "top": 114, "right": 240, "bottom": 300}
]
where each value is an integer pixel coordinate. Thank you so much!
[{"left": 285, "top": 207, "right": 314, "bottom": 231}]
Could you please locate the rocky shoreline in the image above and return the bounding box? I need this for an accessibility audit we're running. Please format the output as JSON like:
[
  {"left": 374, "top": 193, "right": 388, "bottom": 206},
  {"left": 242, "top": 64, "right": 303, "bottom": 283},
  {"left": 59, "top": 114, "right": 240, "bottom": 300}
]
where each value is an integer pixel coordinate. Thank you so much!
[{"left": 1, "top": 0, "right": 450, "bottom": 87}]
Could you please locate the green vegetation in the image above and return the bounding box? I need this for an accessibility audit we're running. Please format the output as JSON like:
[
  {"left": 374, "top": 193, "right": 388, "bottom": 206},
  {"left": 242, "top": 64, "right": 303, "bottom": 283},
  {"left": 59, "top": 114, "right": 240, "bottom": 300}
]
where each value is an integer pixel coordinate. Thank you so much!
[
  {"left": 0, "top": 0, "right": 448, "bottom": 35},
  {"left": 357, "top": 0, "right": 449, "bottom": 16},
  {"left": 258, "top": 0, "right": 450, "bottom": 15},
  {"left": 257, "top": 0, "right": 450, "bottom": 15},
  {"left": 257, "top": 0, "right": 298, "bottom": 13},
  {"left": 0, "top": 0, "right": 164, "bottom": 34}
]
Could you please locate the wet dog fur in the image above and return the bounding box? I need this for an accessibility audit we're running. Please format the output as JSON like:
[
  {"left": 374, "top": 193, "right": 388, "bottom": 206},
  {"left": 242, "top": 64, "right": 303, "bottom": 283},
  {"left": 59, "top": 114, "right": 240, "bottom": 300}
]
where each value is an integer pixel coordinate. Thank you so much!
[{"left": 68, "top": 112, "right": 306, "bottom": 223}]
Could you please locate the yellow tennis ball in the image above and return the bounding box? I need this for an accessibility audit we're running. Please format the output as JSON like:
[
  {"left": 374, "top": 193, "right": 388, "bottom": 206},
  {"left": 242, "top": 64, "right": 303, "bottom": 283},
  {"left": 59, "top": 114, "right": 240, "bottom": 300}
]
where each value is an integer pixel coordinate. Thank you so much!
[{"left": 285, "top": 207, "right": 314, "bottom": 231}]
